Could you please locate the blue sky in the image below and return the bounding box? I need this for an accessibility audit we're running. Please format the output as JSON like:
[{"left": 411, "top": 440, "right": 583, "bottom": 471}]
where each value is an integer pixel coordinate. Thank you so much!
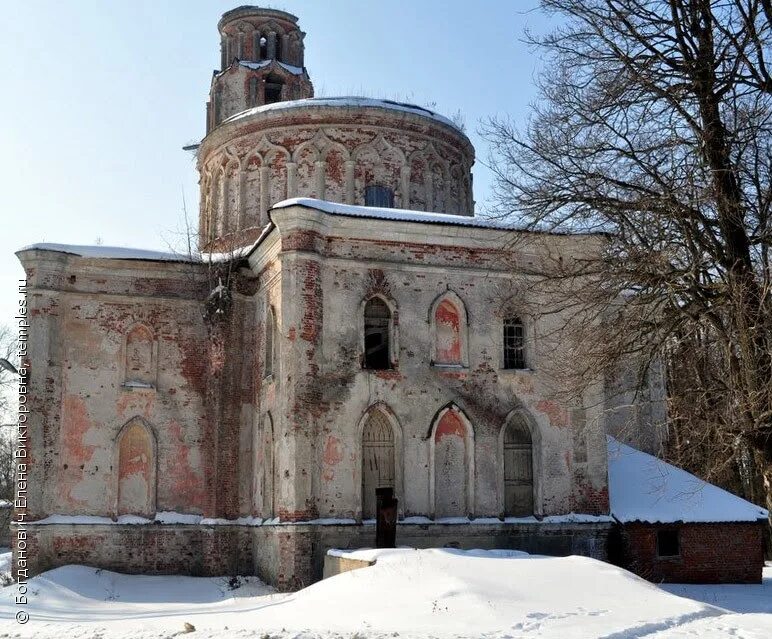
[{"left": 0, "top": 0, "right": 550, "bottom": 327}]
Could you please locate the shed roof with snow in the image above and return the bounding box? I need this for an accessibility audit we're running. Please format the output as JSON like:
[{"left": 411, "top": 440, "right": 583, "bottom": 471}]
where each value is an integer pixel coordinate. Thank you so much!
[{"left": 607, "top": 436, "right": 768, "bottom": 524}]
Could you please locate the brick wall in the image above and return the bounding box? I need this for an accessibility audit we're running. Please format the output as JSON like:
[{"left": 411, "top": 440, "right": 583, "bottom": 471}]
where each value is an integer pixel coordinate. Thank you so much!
[
  {"left": 19, "top": 524, "right": 253, "bottom": 579},
  {"left": 618, "top": 522, "right": 764, "bottom": 584},
  {"left": 17, "top": 521, "right": 611, "bottom": 590}
]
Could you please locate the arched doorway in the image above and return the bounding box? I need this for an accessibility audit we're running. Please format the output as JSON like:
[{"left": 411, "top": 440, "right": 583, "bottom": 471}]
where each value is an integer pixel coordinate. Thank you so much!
[
  {"left": 361, "top": 409, "right": 396, "bottom": 519},
  {"left": 503, "top": 416, "right": 534, "bottom": 517}
]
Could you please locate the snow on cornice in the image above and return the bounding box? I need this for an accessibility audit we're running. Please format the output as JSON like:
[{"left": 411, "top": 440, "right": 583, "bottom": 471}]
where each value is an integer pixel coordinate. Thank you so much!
[
  {"left": 211, "top": 59, "right": 306, "bottom": 84},
  {"left": 238, "top": 59, "right": 304, "bottom": 75},
  {"left": 271, "top": 197, "right": 514, "bottom": 229},
  {"left": 17, "top": 243, "right": 199, "bottom": 263},
  {"left": 608, "top": 436, "right": 768, "bottom": 524},
  {"left": 18, "top": 225, "right": 276, "bottom": 265},
  {"left": 221, "top": 96, "right": 464, "bottom": 132}
]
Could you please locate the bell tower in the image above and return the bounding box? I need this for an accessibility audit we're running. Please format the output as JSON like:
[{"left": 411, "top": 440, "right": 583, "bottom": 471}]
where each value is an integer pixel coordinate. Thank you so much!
[{"left": 207, "top": 6, "right": 314, "bottom": 131}]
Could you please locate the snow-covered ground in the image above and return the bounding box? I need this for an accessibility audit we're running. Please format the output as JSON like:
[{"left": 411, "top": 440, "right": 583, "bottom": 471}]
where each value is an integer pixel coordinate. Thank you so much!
[{"left": 0, "top": 548, "right": 770, "bottom": 638}]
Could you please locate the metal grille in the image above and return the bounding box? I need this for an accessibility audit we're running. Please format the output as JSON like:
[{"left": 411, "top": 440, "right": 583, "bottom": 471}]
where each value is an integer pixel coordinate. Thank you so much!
[{"left": 503, "top": 317, "right": 526, "bottom": 369}]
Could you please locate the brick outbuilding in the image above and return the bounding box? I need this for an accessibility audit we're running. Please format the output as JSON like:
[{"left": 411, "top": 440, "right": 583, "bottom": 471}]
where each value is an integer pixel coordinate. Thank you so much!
[{"left": 608, "top": 437, "right": 767, "bottom": 583}]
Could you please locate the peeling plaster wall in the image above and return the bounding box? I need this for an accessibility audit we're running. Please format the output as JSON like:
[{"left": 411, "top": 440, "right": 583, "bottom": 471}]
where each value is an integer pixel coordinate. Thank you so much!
[
  {"left": 198, "top": 106, "right": 475, "bottom": 252},
  {"left": 255, "top": 205, "right": 613, "bottom": 524},
  {"left": 15, "top": 250, "right": 251, "bottom": 520}
]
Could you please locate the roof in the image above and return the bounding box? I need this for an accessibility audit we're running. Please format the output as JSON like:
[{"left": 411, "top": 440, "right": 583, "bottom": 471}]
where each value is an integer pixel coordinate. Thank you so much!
[
  {"left": 17, "top": 243, "right": 198, "bottom": 263},
  {"left": 271, "top": 197, "right": 514, "bottom": 229},
  {"left": 218, "top": 6, "right": 299, "bottom": 28},
  {"left": 238, "top": 59, "right": 304, "bottom": 75},
  {"left": 607, "top": 436, "right": 768, "bottom": 524},
  {"left": 221, "top": 97, "right": 466, "bottom": 133},
  {"left": 270, "top": 198, "right": 605, "bottom": 238}
]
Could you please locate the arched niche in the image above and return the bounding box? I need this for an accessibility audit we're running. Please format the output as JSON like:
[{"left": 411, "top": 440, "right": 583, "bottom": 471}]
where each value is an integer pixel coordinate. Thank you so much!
[
  {"left": 115, "top": 418, "right": 156, "bottom": 518},
  {"left": 408, "top": 153, "right": 428, "bottom": 211},
  {"left": 243, "top": 153, "right": 262, "bottom": 228},
  {"left": 430, "top": 291, "right": 468, "bottom": 367},
  {"left": 124, "top": 323, "right": 156, "bottom": 387},
  {"left": 358, "top": 403, "right": 403, "bottom": 520},
  {"left": 353, "top": 136, "right": 405, "bottom": 206},
  {"left": 429, "top": 404, "right": 475, "bottom": 519},
  {"left": 261, "top": 413, "right": 275, "bottom": 518},
  {"left": 264, "top": 305, "right": 276, "bottom": 378}
]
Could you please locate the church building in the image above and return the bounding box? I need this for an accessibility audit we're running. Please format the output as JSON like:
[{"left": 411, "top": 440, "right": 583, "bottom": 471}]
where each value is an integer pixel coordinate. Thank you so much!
[{"left": 14, "top": 6, "right": 766, "bottom": 589}]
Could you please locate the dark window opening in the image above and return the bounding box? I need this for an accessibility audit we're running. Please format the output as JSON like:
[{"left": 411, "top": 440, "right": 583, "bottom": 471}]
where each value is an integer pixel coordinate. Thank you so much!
[
  {"left": 365, "top": 185, "right": 395, "bottom": 208},
  {"left": 264, "top": 74, "right": 283, "bottom": 104},
  {"left": 503, "top": 317, "right": 526, "bottom": 369},
  {"left": 259, "top": 36, "right": 268, "bottom": 60},
  {"left": 656, "top": 528, "right": 680, "bottom": 558},
  {"left": 275, "top": 36, "right": 282, "bottom": 61},
  {"left": 364, "top": 298, "right": 391, "bottom": 370}
]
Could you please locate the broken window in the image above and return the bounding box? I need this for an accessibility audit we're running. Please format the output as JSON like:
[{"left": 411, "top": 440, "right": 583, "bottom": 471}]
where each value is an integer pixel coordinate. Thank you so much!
[
  {"left": 364, "top": 297, "right": 391, "bottom": 370},
  {"left": 656, "top": 528, "right": 680, "bottom": 557},
  {"left": 365, "top": 185, "right": 395, "bottom": 208},
  {"left": 503, "top": 317, "right": 526, "bottom": 369}
]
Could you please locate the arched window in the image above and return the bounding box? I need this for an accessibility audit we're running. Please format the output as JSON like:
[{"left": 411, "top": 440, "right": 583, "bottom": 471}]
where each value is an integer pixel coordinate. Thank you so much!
[
  {"left": 503, "top": 416, "right": 534, "bottom": 517},
  {"left": 361, "top": 409, "right": 396, "bottom": 519},
  {"left": 363, "top": 297, "right": 392, "bottom": 370},
  {"left": 259, "top": 35, "right": 268, "bottom": 60},
  {"left": 265, "top": 306, "right": 276, "bottom": 378},
  {"left": 264, "top": 73, "right": 283, "bottom": 104},
  {"left": 117, "top": 420, "right": 156, "bottom": 517},
  {"left": 365, "top": 185, "right": 394, "bottom": 208},
  {"left": 503, "top": 317, "right": 526, "bottom": 369},
  {"left": 431, "top": 293, "right": 467, "bottom": 366}
]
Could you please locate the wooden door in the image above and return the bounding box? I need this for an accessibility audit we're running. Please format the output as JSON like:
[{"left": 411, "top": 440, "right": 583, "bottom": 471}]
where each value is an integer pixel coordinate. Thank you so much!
[
  {"left": 504, "top": 418, "right": 533, "bottom": 517},
  {"left": 362, "top": 411, "right": 395, "bottom": 519}
]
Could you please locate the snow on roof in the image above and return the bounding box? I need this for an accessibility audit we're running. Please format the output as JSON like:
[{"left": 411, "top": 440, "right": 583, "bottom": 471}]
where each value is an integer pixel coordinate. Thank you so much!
[
  {"left": 222, "top": 96, "right": 465, "bottom": 133},
  {"left": 17, "top": 243, "right": 198, "bottom": 263},
  {"left": 271, "top": 197, "right": 514, "bottom": 229},
  {"left": 608, "top": 436, "right": 768, "bottom": 524},
  {"left": 237, "top": 59, "right": 304, "bottom": 75}
]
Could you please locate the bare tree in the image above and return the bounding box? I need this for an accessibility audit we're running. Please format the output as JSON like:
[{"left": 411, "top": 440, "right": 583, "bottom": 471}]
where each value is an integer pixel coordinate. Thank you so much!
[{"left": 483, "top": 0, "right": 772, "bottom": 519}]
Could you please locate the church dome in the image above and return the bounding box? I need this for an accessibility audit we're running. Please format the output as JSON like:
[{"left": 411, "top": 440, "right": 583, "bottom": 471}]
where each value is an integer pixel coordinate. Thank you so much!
[{"left": 198, "top": 10, "right": 475, "bottom": 252}]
